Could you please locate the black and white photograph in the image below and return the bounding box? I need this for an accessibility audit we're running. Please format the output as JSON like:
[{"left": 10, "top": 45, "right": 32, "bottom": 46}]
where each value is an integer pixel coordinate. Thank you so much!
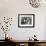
[{"left": 18, "top": 14, "right": 35, "bottom": 28}]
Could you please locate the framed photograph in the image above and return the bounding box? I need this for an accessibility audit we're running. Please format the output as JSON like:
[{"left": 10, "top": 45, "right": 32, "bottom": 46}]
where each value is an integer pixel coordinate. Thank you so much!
[{"left": 18, "top": 14, "right": 35, "bottom": 28}]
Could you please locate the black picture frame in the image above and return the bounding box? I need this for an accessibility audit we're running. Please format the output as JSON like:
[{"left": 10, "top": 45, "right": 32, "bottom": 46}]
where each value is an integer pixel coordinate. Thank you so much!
[{"left": 18, "top": 14, "right": 35, "bottom": 28}]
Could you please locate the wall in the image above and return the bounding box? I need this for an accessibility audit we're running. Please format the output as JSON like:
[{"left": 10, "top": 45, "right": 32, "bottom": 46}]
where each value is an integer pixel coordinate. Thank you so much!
[{"left": 0, "top": 0, "right": 46, "bottom": 40}]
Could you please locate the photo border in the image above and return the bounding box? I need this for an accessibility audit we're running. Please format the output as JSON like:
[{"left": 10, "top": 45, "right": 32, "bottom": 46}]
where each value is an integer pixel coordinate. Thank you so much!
[{"left": 18, "top": 14, "right": 35, "bottom": 28}]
